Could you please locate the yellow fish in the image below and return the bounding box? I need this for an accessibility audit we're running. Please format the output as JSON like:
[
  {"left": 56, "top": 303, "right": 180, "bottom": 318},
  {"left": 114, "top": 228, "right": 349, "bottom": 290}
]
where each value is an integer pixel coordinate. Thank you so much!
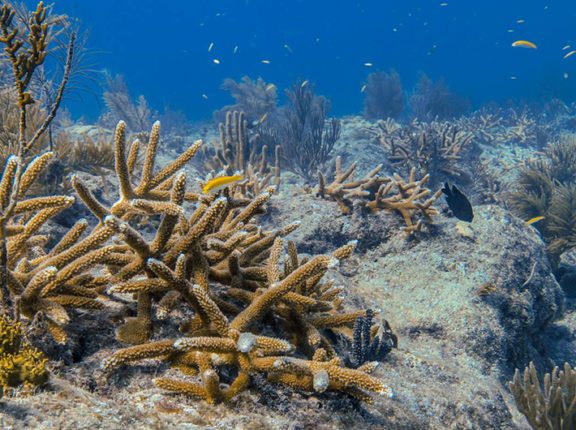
[
  {"left": 512, "top": 40, "right": 537, "bottom": 49},
  {"left": 526, "top": 216, "right": 545, "bottom": 225},
  {"left": 202, "top": 175, "right": 243, "bottom": 194},
  {"left": 257, "top": 112, "right": 269, "bottom": 124},
  {"left": 563, "top": 50, "right": 576, "bottom": 59}
]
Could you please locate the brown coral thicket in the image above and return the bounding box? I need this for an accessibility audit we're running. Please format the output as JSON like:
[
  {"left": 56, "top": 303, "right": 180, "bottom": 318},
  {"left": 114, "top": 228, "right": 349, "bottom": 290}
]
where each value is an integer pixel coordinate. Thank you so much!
[{"left": 75, "top": 121, "right": 392, "bottom": 404}]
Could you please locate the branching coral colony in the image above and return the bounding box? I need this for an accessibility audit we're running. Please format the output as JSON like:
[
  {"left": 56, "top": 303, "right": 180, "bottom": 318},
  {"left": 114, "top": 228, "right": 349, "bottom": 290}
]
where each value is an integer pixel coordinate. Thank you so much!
[
  {"left": 96, "top": 121, "right": 391, "bottom": 403},
  {"left": 201, "top": 110, "right": 281, "bottom": 198},
  {"left": 0, "top": 0, "right": 75, "bottom": 395},
  {"left": 318, "top": 156, "right": 442, "bottom": 233}
]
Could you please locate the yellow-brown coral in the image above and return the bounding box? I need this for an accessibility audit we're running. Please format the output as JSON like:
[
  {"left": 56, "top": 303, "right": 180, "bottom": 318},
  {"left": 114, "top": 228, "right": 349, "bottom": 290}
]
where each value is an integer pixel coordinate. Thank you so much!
[{"left": 96, "top": 122, "right": 390, "bottom": 404}]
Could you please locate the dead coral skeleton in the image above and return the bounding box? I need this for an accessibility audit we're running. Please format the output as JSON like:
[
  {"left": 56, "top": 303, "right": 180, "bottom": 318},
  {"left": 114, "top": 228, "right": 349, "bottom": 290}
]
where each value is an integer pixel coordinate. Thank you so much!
[{"left": 317, "top": 156, "right": 442, "bottom": 233}]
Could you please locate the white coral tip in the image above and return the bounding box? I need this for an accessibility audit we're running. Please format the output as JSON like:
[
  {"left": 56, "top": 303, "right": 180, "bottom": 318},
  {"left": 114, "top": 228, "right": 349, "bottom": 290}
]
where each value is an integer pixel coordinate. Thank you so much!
[
  {"left": 327, "top": 257, "right": 340, "bottom": 269},
  {"left": 173, "top": 338, "right": 188, "bottom": 350}
]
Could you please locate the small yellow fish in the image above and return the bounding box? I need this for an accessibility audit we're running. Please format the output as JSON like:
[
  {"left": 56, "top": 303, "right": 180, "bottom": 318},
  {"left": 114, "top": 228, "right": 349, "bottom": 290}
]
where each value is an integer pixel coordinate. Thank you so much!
[
  {"left": 364, "top": 62, "right": 374, "bottom": 67},
  {"left": 562, "top": 45, "right": 572, "bottom": 51},
  {"left": 301, "top": 80, "right": 309, "bottom": 88},
  {"left": 213, "top": 58, "right": 221, "bottom": 64},
  {"left": 512, "top": 40, "right": 537, "bottom": 49},
  {"left": 526, "top": 216, "right": 545, "bottom": 225},
  {"left": 208, "top": 42, "right": 214, "bottom": 52},
  {"left": 564, "top": 50, "right": 576, "bottom": 59},
  {"left": 233, "top": 45, "right": 239, "bottom": 54},
  {"left": 257, "top": 112, "right": 269, "bottom": 124},
  {"left": 265, "top": 83, "right": 276, "bottom": 92},
  {"left": 261, "top": 59, "right": 271, "bottom": 64},
  {"left": 361, "top": 84, "right": 367, "bottom": 93},
  {"left": 202, "top": 175, "right": 243, "bottom": 194}
]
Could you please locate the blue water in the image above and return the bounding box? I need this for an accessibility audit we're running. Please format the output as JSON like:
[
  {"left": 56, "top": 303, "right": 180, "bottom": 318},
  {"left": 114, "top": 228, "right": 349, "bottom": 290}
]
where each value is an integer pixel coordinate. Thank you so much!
[{"left": 53, "top": 0, "right": 576, "bottom": 121}]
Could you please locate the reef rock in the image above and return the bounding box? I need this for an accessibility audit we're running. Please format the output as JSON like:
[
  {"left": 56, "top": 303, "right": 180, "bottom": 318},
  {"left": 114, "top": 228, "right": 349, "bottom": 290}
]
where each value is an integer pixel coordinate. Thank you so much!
[{"left": 269, "top": 195, "right": 564, "bottom": 429}]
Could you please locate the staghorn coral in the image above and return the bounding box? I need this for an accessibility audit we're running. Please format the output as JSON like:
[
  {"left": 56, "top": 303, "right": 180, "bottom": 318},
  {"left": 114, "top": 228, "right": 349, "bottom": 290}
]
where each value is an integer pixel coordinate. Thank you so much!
[
  {"left": 0, "top": 0, "right": 75, "bottom": 319},
  {"left": 363, "top": 70, "right": 404, "bottom": 120},
  {"left": 317, "top": 156, "right": 442, "bottom": 233},
  {"left": 0, "top": 153, "right": 115, "bottom": 343},
  {"left": 84, "top": 121, "right": 392, "bottom": 404},
  {"left": 103, "top": 240, "right": 391, "bottom": 403},
  {"left": 0, "top": 316, "right": 48, "bottom": 397},
  {"left": 505, "top": 109, "right": 540, "bottom": 147},
  {"left": 200, "top": 110, "right": 280, "bottom": 197},
  {"left": 509, "top": 362, "right": 576, "bottom": 430},
  {"left": 457, "top": 107, "right": 543, "bottom": 148},
  {"left": 373, "top": 118, "right": 474, "bottom": 187},
  {"left": 457, "top": 109, "right": 508, "bottom": 146}
]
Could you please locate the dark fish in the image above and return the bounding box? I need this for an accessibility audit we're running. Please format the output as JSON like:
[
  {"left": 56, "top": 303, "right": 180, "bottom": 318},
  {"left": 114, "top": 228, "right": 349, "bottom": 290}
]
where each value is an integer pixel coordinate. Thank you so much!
[{"left": 442, "top": 183, "right": 474, "bottom": 222}]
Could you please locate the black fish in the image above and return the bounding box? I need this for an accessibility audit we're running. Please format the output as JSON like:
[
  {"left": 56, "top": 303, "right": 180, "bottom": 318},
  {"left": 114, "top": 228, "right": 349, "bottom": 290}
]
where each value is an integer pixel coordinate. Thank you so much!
[{"left": 442, "top": 183, "right": 474, "bottom": 222}]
